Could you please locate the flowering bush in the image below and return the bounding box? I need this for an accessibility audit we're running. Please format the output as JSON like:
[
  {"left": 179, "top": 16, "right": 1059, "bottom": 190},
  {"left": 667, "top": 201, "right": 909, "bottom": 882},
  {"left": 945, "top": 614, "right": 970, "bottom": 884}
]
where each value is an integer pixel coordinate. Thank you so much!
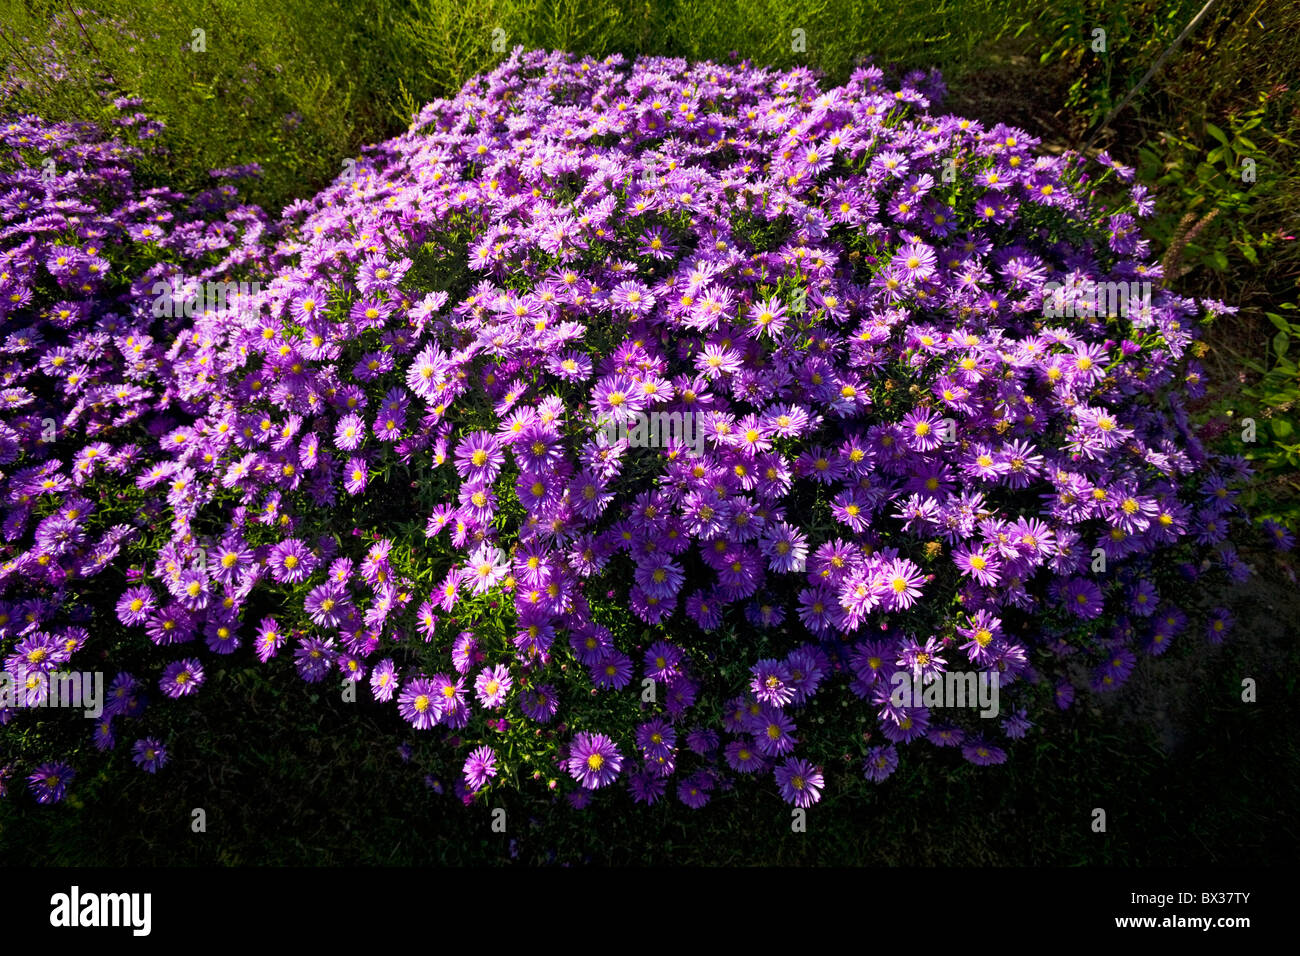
[{"left": 0, "top": 48, "right": 1270, "bottom": 811}]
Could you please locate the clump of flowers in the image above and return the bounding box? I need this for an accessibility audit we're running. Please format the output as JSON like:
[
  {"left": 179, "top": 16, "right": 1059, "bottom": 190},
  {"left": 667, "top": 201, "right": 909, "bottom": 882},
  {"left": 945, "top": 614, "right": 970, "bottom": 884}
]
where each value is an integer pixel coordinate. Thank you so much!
[{"left": 0, "top": 47, "right": 1274, "bottom": 810}]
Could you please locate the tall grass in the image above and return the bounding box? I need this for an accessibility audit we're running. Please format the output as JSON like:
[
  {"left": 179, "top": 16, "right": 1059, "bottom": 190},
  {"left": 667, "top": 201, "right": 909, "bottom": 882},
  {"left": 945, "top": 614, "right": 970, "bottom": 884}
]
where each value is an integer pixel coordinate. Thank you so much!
[
  {"left": 0, "top": 0, "right": 1027, "bottom": 210},
  {"left": 0, "top": 0, "right": 413, "bottom": 208}
]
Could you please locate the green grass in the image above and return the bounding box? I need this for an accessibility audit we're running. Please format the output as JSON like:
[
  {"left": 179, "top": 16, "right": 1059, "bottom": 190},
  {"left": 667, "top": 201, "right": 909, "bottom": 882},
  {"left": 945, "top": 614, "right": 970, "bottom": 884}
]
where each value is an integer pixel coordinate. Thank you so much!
[{"left": 0, "top": 0, "right": 1028, "bottom": 210}]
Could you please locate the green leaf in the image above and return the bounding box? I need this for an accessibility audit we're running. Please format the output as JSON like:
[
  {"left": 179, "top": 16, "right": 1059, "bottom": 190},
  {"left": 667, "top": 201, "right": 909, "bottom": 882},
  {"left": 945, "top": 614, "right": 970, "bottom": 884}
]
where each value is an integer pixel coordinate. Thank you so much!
[
  {"left": 1205, "top": 123, "right": 1229, "bottom": 146},
  {"left": 1266, "top": 312, "right": 1290, "bottom": 332},
  {"left": 1273, "top": 331, "right": 1289, "bottom": 358},
  {"left": 1273, "top": 419, "right": 1294, "bottom": 439}
]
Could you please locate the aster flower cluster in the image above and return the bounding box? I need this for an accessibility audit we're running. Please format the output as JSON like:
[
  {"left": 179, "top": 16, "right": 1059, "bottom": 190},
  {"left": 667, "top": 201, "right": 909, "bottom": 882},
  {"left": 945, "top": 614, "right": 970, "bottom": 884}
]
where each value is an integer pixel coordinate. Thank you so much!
[{"left": 1, "top": 47, "right": 1271, "bottom": 809}]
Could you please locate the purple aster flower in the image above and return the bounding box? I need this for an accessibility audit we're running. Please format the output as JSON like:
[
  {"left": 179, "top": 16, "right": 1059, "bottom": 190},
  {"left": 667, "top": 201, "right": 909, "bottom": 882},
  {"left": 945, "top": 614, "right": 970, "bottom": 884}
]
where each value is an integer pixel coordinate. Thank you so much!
[
  {"left": 881, "top": 557, "right": 926, "bottom": 611},
  {"left": 145, "top": 605, "right": 195, "bottom": 647},
  {"left": 566, "top": 731, "right": 622, "bottom": 789},
  {"left": 724, "top": 739, "right": 766, "bottom": 773},
  {"left": 685, "top": 590, "right": 724, "bottom": 630},
  {"left": 591, "top": 374, "right": 646, "bottom": 425},
  {"left": 1145, "top": 623, "right": 1176, "bottom": 656},
  {"left": 784, "top": 647, "right": 825, "bottom": 704},
  {"left": 751, "top": 659, "right": 795, "bottom": 707},
  {"left": 433, "top": 673, "right": 470, "bottom": 729},
  {"left": 1093, "top": 645, "right": 1137, "bottom": 692},
  {"left": 159, "top": 658, "right": 204, "bottom": 698},
  {"left": 254, "top": 618, "right": 287, "bottom": 663},
  {"left": 1262, "top": 519, "right": 1294, "bottom": 551},
  {"left": 304, "top": 581, "right": 348, "bottom": 628},
  {"left": 863, "top": 745, "right": 899, "bottom": 782},
  {"left": 344, "top": 456, "right": 369, "bottom": 495},
  {"left": 452, "top": 631, "right": 484, "bottom": 674},
  {"left": 663, "top": 673, "right": 699, "bottom": 718},
  {"left": 760, "top": 521, "right": 808, "bottom": 573},
  {"left": 628, "top": 770, "right": 667, "bottom": 805},
  {"left": 466, "top": 542, "right": 509, "bottom": 594},
  {"left": 520, "top": 684, "right": 558, "bottom": 723},
  {"left": 897, "top": 635, "right": 947, "bottom": 683},
  {"left": 953, "top": 545, "right": 1001, "bottom": 587},
  {"left": 27, "top": 761, "right": 74, "bottom": 804},
  {"left": 8, "top": 632, "right": 60, "bottom": 676},
  {"left": 752, "top": 705, "right": 797, "bottom": 756},
  {"left": 895, "top": 241, "right": 937, "bottom": 282},
  {"left": 1060, "top": 576, "right": 1104, "bottom": 619},
  {"left": 116, "top": 586, "right": 156, "bottom": 626},
  {"left": 453, "top": 431, "right": 506, "bottom": 483},
  {"left": 591, "top": 651, "right": 633, "bottom": 690},
  {"left": 205, "top": 617, "right": 241, "bottom": 655},
  {"left": 335, "top": 413, "right": 365, "bottom": 451},
  {"left": 1155, "top": 605, "right": 1187, "bottom": 641},
  {"left": 103, "top": 672, "right": 138, "bottom": 718},
  {"left": 685, "top": 727, "right": 719, "bottom": 756},
  {"left": 775, "top": 757, "right": 824, "bottom": 808},
  {"left": 338, "top": 654, "right": 366, "bottom": 682},
  {"left": 927, "top": 725, "right": 965, "bottom": 748},
  {"left": 643, "top": 640, "right": 683, "bottom": 682},
  {"left": 962, "top": 738, "right": 1007, "bottom": 766},
  {"left": 1129, "top": 579, "right": 1159, "bottom": 617},
  {"left": 633, "top": 557, "right": 684, "bottom": 600},
  {"left": 294, "top": 636, "right": 335, "bottom": 683},
  {"left": 92, "top": 717, "right": 116, "bottom": 751},
  {"left": 474, "top": 663, "right": 513, "bottom": 708},
  {"left": 901, "top": 407, "right": 944, "bottom": 451},
  {"left": 958, "top": 611, "right": 1001, "bottom": 665},
  {"left": 370, "top": 658, "right": 399, "bottom": 702},
  {"left": 635, "top": 719, "right": 676, "bottom": 761},
  {"left": 463, "top": 745, "right": 498, "bottom": 792},
  {"left": 748, "top": 296, "right": 790, "bottom": 339},
  {"left": 1055, "top": 681, "right": 1075, "bottom": 710},
  {"left": 1002, "top": 708, "right": 1033, "bottom": 739},
  {"left": 132, "top": 737, "right": 169, "bottom": 773},
  {"left": 267, "top": 537, "right": 316, "bottom": 585},
  {"left": 572, "top": 630, "right": 614, "bottom": 670},
  {"left": 677, "top": 772, "right": 712, "bottom": 809},
  {"left": 398, "top": 676, "right": 441, "bottom": 729},
  {"left": 1206, "top": 607, "right": 1234, "bottom": 644}
]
